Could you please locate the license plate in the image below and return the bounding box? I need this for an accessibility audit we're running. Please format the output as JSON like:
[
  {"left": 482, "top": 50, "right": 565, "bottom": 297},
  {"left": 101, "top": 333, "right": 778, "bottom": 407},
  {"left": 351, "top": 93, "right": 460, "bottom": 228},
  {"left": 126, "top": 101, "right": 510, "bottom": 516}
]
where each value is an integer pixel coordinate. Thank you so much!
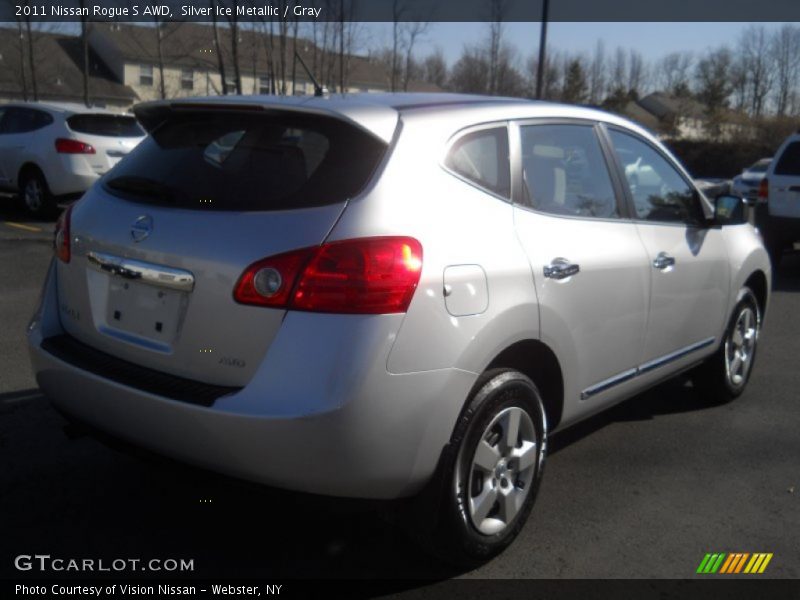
[{"left": 105, "top": 278, "right": 184, "bottom": 344}]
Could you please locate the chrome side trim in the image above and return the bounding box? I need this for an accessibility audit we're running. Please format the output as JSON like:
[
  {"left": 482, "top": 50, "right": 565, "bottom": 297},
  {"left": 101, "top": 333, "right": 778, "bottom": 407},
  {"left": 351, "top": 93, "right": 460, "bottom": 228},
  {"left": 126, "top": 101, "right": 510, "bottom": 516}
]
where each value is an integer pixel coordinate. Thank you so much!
[
  {"left": 581, "top": 368, "right": 638, "bottom": 400},
  {"left": 637, "top": 337, "right": 715, "bottom": 375},
  {"left": 581, "top": 337, "right": 716, "bottom": 400},
  {"left": 86, "top": 251, "right": 195, "bottom": 292}
]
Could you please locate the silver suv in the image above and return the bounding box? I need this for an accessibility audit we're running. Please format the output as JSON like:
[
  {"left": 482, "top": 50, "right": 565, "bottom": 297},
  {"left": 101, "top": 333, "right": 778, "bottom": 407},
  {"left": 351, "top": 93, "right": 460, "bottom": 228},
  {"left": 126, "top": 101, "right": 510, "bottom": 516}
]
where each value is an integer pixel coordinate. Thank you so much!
[{"left": 28, "top": 94, "right": 770, "bottom": 563}]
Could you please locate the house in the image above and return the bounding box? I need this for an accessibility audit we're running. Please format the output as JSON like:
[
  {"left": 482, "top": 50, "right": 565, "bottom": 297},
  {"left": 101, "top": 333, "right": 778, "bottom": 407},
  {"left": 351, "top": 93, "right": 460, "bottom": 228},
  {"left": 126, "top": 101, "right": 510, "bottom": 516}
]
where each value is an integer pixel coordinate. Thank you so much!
[
  {"left": 623, "top": 92, "right": 755, "bottom": 141},
  {"left": 88, "top": 23, "right": 437, "bottom": 105},
  {"left": 0, "top": 29, "right": 137, "bottom": 109}
]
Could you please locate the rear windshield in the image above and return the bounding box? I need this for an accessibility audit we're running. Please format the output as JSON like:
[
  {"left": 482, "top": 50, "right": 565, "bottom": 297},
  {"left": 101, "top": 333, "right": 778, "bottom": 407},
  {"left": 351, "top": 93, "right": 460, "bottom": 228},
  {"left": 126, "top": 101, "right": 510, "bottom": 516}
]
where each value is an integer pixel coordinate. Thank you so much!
[
  {"left": 774, "top": 142, "right": 800, "bottom": 176},
  {"left": 67, "top": 114, "right": 145, "bottom": 137},
  {"left": 103, "top": 111, "right": 386, "bottom": 211}
]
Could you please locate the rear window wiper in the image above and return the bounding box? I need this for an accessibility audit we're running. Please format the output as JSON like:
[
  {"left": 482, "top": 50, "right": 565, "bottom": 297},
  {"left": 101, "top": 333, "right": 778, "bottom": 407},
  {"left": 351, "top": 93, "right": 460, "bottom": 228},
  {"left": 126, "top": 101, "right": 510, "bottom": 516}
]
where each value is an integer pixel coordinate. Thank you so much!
[{"left": 104, "top": 176, "right": 180, "bottom": 203}]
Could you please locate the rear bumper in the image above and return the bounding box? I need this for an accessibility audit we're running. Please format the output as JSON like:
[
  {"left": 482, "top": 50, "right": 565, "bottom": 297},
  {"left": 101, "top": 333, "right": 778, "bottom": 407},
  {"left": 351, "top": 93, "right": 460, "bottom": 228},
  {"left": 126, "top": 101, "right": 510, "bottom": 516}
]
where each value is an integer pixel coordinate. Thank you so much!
[
  {"left": 46, "top": 156, "right": 100, "bottom": 197},
  {"left": 28, "top": 264, "right": 476, "bottom": 499}
]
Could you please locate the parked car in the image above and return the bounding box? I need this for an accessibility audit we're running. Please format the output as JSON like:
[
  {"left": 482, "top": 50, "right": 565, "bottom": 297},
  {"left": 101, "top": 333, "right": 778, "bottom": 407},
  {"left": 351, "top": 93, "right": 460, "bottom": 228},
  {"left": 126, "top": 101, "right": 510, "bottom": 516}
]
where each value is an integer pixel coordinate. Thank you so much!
[
  {"left": 0, "top": 102, "right": 146, "bottom": 217},
  {"left": 28, "top": 94, "right": 771, "bottom": 564},
  {"left": 695, "top": 178, "right": 731, "bottom": 200},
  {"left": 731, "top": 158, "right": 771, "bottom": 202},
  {"left": 760, "top": 133, "right": 800, "bottom": 263}
]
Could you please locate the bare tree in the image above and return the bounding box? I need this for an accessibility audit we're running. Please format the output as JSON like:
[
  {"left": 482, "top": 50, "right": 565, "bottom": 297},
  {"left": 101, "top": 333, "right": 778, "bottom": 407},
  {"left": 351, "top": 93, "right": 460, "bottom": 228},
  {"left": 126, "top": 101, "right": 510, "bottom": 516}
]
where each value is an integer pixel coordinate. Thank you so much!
[
  {"left": 695, "top": 47, "right": 733, "bottom": 137},
  {"left": 14, "top": 19, "right": 29, "bottom": 101},
  {"left": 487, "top": 0, "right": 507, "bottom": 95},
  {"left": 390, "top": 0, "right": 404, "bottom": 91},
  {"left": 402, "top": 22, "right": 429, "bottom": 91},
  {"left": 658, "top": 51, "right": 693, "bottom": 95},
  {"left": 770, "top": 24, "right": 800, "bottom": 116},
  {"left": 422, "top": 48, "right": 448, "bottom": 89},
  {"left": 739, "top": 25, "right": 773, "bottom": 117},
  {"left": 588, "top": 40, "right": 605, "bottom": 105},
  {"left": 211, "top": 0, "right": 228, "bottom": 94},
  {"left": 79, "top": 0, "right": 90, "bottom": 106},
  {"left": 627, "top": 49, "right": 645, "bottom": 99},
  {"left": 24, "top": 14, "right": 38, "bottom": 100}
]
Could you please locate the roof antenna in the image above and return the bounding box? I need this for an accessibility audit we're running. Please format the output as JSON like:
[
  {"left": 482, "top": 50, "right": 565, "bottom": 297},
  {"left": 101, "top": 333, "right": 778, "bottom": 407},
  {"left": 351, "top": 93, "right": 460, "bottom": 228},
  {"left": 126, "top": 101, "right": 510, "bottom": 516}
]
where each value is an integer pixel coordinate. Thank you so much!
[{"left": 293, "top": 50, "right": 326, "bottom": 97}]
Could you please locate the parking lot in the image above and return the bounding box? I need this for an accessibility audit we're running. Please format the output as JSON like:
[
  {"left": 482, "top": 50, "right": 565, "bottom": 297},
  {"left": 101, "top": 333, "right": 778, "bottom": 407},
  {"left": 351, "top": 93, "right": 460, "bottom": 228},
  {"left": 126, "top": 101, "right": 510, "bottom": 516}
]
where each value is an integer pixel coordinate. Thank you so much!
[{"left": 1, "top": 203, "right": 798, "bottom": 584}]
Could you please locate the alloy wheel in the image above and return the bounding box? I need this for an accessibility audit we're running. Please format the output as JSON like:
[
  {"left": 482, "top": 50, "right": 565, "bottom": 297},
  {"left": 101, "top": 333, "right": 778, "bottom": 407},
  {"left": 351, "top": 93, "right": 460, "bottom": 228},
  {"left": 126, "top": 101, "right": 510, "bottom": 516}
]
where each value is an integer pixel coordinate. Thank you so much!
[{"left": 462, "top": 406, "right": 539, "bottom": 536}]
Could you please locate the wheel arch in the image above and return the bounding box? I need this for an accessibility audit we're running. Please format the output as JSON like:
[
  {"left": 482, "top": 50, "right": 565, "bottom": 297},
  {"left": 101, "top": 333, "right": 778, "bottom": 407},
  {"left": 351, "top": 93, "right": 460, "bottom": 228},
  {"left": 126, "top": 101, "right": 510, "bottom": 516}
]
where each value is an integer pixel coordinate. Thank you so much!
[
  {"left": 743, "top": 270, "right": 768, "bottom": 323},
  {"left": 18, "top": 162, "right": 46, "bottom": 189},
  {"left": 483, "top": 339, "right": 564, "bottom": 430}
]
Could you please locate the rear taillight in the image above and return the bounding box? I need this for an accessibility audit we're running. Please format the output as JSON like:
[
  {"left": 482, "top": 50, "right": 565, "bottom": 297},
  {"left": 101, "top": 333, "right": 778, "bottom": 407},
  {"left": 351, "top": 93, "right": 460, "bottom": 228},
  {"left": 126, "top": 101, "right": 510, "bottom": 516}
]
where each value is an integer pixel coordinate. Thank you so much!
[
  {"left": 234, "top": 237, "right": 423, "bottom": 314},
  {"left": 55, "top": 138, "right": 95, "bottom": 154},
  {"left": 758, "top": 178, "right": 769, "bottom": 201},
  {"left": 54, "top": 204, "right": 73, "bottom": 263}
]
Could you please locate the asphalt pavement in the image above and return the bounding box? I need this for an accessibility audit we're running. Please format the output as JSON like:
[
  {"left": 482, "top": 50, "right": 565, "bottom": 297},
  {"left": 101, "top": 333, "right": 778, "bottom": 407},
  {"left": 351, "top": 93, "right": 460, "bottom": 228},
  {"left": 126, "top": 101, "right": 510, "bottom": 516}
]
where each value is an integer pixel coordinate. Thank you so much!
[{"left": 0, "top": 205, "right": 798, "bottom": 586}]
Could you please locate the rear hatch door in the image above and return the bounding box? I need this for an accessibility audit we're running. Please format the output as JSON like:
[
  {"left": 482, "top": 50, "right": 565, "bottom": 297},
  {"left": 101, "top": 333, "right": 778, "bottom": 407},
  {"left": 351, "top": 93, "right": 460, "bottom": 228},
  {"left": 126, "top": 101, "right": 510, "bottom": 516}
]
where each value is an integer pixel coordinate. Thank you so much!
[{"left": 55, "top": 105, "right": 389, "bottom": 387}]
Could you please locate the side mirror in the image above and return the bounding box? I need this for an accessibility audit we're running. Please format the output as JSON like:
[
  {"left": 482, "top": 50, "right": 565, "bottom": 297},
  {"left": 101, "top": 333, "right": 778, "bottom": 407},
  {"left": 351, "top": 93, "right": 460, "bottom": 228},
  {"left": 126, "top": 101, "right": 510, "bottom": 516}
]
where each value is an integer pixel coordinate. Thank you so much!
[{"left": 714, "top": 194, "right": 749, "bottom": 225}]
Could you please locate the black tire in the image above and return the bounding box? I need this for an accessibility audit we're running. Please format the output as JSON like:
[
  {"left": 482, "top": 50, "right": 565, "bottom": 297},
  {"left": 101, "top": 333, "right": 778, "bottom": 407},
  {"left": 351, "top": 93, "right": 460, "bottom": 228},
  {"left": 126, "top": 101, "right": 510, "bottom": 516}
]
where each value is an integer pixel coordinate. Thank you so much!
[
  {"left": 694, "top": 288, "right": 761, "bottom": 403},
  {"left": 416, "top": 369, "right": 548, "bottom": 567},
  {"left": 19, "top": 168, "right": 56, "bottom": 219}
]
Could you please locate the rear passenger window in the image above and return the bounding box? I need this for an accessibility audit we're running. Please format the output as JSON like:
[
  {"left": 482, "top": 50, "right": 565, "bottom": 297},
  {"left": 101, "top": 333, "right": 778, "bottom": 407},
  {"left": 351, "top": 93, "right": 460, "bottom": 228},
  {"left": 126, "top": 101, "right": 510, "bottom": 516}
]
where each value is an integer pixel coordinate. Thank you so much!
[
  {"left": 445, "top": 127, "right": 510, "bottom": 198},
  {"left": 519, "top": 124, "right": 619, "bottom": 219},
  {"left": 774, "top": 142, "right": 800, "bottom": 176},
  {"left": 0, "top": 108, "right": 52, "bottom": 133}
]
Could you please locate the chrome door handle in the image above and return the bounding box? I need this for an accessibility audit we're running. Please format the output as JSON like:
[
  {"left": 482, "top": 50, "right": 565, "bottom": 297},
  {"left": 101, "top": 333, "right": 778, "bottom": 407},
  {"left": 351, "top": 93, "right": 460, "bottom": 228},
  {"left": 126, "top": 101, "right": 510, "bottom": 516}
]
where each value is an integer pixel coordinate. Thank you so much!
[
  {"left": 653, "top": 252, "right": 675, "bottom": 270},
  {"left": 544, "top": 259, "right": 580, "bottom": 280}
]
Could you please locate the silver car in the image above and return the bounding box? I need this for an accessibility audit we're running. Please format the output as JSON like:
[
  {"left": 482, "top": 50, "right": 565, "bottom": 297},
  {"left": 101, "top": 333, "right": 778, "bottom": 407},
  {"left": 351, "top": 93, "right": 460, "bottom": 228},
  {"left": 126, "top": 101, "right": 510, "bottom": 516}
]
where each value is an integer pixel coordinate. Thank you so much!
[{"left": 28, "top": 94, "right": 771, "bottom": 563}]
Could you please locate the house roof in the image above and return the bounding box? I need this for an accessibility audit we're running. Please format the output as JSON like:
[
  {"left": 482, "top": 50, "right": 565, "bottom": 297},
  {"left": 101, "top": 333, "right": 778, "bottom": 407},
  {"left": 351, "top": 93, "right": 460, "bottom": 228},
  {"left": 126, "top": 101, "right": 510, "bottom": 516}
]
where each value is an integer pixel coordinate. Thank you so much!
[
  {"left": 91, "top": 23, "right": 438, "bottom": 92},
  {"left": 638, "top": 92, "right": 706, "bottom": 120},
  {"left": 0, "top": 29, "right": 138, "bottom": 105},
  {"left": 620, "top": 100, "right": 660, "bottom": 132}
]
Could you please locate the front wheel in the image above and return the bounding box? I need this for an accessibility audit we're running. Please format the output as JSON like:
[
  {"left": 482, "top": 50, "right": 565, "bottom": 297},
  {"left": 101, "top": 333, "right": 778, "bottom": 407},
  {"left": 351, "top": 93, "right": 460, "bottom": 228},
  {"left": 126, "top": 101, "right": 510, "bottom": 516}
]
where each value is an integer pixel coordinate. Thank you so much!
[
  {"left": 694, "top": 288, "right": 761, "bottom": 402},
  {"left": 428, "top": 369, "right": 548, "bottom": 566}
]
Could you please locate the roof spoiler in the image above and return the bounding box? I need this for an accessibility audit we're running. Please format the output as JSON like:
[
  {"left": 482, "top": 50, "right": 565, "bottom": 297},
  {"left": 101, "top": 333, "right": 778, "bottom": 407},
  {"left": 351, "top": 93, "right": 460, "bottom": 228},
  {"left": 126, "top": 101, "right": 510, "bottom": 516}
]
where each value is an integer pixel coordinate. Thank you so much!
[{"left": 132, "top": 98, "right": 399, "bottom": 143}]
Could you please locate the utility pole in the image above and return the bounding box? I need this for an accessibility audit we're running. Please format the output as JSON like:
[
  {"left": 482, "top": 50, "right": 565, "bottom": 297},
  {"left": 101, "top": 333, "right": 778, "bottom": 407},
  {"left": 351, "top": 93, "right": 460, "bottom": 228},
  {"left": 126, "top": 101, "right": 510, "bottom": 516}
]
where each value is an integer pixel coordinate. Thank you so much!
[{"left": 535, "top": 0, "right": 549, "bottom": 99}]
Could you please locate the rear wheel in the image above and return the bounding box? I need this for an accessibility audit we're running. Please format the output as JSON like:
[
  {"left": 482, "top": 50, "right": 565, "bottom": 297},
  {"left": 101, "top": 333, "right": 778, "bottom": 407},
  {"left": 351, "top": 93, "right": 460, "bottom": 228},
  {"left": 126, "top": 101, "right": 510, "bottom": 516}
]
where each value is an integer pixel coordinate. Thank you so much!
[
  {"left": 421, "top": 369, "right": 548, "bottom": 566},
  {"left": 694, "top": 288, "right": 760, "bottom": 403},
  {"left": 19, "top": 168, "right": 55, "bottom": 219}
]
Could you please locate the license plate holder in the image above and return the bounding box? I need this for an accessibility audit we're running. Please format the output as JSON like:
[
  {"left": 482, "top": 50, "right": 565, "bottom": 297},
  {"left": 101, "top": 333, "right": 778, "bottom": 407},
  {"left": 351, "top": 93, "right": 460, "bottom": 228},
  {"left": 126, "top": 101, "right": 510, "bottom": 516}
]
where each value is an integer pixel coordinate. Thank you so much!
[{"left": 105, "top": 278, "right": 184, "bottom": 344}]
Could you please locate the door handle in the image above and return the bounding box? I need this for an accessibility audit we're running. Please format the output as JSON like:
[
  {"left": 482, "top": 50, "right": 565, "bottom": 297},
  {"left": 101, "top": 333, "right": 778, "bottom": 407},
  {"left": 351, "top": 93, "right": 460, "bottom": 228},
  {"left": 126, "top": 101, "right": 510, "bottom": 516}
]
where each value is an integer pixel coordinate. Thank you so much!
[
  {"left": 544, "top": 259, "right": 580, "bottom": 280},
  {"left": 653, "top": 252, "right": 676, "bottom": 270}
]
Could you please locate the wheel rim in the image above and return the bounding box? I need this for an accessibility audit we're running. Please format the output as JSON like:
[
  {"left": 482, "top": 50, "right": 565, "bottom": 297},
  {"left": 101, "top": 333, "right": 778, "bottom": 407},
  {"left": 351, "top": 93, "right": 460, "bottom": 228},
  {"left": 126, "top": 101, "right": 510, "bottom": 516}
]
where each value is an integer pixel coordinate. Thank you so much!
[
  {"left": 24, "top": 178, "right": 43, "bottom": 212},
  {"left": 463, "top": 406, "right": 538, "bottom": 536},
  {"left": 724, "top": 305, "right": 758, "bottom": 388}
]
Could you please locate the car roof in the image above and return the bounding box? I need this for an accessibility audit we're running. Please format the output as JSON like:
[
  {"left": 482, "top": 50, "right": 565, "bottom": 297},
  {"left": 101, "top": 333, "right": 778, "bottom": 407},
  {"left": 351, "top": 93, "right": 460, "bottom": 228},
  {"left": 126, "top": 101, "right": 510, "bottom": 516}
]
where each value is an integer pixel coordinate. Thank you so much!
[
  {"left": 1, "top": 101, "right": 130, "bottom": 116},
  {"left": 134, "top": 92, "right": 650, "bottom": 145}
]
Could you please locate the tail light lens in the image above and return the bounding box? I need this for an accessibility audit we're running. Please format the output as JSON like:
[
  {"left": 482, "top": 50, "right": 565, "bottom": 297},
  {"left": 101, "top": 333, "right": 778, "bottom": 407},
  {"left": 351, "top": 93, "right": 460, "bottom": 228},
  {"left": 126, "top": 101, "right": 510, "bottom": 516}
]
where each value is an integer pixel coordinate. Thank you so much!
[
  {"left": 234, "top": 237, "right": 423, "bottom": 314},
  {"left": 758, "top": 178, "right": 769, "bottom": 201},
  {"left": 55, "top": 138, "right": 96, "bottom": 154},
  {"left": 54, "top": 205, "right": 73, "bottom": 263}
]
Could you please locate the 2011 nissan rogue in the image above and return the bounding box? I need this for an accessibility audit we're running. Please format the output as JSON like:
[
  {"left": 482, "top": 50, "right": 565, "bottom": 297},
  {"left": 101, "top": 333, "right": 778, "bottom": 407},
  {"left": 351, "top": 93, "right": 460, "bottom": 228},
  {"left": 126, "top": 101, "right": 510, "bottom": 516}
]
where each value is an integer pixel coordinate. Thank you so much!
[{"left": 28, "top": 94, "right": 771, "bottom": 563}]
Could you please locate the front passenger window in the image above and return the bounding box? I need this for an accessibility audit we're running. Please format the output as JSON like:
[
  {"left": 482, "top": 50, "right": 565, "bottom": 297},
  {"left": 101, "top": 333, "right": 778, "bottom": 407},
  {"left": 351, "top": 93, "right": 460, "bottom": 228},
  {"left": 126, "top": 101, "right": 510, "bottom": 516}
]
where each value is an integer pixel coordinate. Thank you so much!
[{"left": 609, "top": 129, "right": 703, "bottom": 225}]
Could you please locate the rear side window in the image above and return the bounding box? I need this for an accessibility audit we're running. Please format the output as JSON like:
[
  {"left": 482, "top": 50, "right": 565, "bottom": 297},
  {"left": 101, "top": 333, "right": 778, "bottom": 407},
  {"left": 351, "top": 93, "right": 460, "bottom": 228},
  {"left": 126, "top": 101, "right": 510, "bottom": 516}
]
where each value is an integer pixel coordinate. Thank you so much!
[
  {"left": 774, "top": 142, "right": 800, "bottom": 176},
  {"left": 103, "top": 111, "right": 386, "bottom": 211},
  {"left": 67, "top": 114, "right": 144, "bottom": 137},
  {"left": 445, "top": 127, "right": 510, "bottom": 198},
  {"left": 519, "top": 124, "right": 619, "bottom": 219},
  {"left": 0, "top": 108, "right": 52, "bottom": 133}
]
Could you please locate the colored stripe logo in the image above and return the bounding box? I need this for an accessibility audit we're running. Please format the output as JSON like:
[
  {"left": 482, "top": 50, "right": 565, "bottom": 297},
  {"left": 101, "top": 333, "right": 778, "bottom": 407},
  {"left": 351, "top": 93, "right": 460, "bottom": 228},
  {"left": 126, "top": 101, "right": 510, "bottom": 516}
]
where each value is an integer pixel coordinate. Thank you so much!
[{"left": 697, "top": 553, "right": 773, "bottom": 574}]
